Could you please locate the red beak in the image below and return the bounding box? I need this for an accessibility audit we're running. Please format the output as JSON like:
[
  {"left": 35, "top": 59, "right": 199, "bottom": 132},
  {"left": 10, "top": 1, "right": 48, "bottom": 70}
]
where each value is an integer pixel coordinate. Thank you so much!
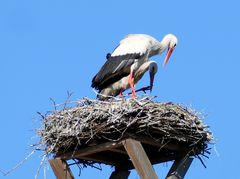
[{"left": 163, "top": 47, "right": 173, "bottom": 66}]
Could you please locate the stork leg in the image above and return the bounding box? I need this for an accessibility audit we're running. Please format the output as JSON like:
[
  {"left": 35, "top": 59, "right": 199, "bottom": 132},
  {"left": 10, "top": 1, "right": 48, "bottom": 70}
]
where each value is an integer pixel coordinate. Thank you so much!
[
  {"left": 119, "top": 88, "right": 123, "bottom": 97},
  {"left": 119, "top": 81, "right": 125, "bottom": 97},
  {"left": 128, "top": 71, "right": 136, "bottom": 98}
]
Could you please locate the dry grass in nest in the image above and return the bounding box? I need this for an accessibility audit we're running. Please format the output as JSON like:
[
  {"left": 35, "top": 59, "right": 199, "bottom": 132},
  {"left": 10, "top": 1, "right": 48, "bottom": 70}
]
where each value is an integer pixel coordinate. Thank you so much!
[{"left": 37, "top": 97, "right": 213, "bottom": 159}]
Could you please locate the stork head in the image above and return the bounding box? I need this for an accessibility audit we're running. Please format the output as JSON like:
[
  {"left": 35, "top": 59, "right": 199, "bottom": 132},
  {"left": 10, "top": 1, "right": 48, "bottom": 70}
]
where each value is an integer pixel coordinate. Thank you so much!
[
  {"left": 162, "top": 34, "right": 178, "bottom": 66},
  {"left": 149, "top": 61, "right": 158, "bottom": 92}
]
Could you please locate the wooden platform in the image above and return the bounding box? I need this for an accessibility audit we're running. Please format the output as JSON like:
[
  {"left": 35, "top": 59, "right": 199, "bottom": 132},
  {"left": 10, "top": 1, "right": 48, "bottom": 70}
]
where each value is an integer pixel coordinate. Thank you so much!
[{"left": 49, "top": 137, "right": 194, "bottom": 179}]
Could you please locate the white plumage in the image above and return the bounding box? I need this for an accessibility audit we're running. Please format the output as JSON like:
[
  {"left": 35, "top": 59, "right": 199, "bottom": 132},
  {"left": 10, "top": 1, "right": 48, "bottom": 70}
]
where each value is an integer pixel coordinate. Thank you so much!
[
  {"left": 91, "top": 33, "right": 178, "bottom": 99},
  {"left": 111, "top": 34, "right": 160, "bottom": 56}
]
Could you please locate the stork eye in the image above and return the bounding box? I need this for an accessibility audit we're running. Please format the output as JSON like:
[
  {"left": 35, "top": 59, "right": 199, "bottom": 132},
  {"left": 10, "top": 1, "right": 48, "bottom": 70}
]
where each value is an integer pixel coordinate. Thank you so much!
[{"left": 174, "top": 44, "right": 177, "bottom": 47}]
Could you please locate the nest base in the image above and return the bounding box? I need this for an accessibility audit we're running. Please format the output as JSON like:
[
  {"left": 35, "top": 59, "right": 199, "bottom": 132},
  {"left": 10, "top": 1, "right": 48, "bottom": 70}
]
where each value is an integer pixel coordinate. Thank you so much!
[
  {"left": 50, "top": 137, "right": 194, "bottom": 179},
  {"left": 57, "top": 136, "right": 198, "bottom": 169}
]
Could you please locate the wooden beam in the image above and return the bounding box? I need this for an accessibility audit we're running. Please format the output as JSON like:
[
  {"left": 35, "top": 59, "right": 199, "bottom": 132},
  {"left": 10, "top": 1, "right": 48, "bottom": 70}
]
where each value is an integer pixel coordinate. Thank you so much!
[
  {"left": 139, "top": 137, "right": 184, "bottom": 151},
  {"left": 58, "top": 140, "right": 123, "bottom": 160},
  {"left": 49, "top": 159, "right": 74, "bottom": 179},
  {"left": 119, "top": 153, "right": 188, "bottom": 171},
  {"left": 74, "top": 153, "right": 134, "bottom": 170},
  {"left": 122, "top": 139, "right": 158, "bottom": 179},
  {"left": 75, "top": 155, "right": 116, "bottom": 166},
  {"left": 166, "top": 156, "right": 193, "bottom": 179},
  {"left": 108, "top": 148, "right": 128, "bottom": 155},
  {"left": 128, "top": 135, "right": 187, "bottom": 151}
]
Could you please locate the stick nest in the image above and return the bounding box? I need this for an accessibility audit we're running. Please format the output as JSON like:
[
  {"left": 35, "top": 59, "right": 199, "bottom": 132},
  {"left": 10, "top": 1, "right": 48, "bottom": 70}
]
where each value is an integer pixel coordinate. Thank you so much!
[{"left": 37, "top": 97, "right": 213, "bottom": 157}]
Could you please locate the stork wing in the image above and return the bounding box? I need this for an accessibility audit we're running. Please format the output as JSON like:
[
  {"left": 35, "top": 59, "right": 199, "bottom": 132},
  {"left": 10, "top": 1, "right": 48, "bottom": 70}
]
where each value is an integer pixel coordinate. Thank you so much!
[
  {"left": 91, "top": 53, "right": 142, "bottom": 91},
  {"left": 111, "top": 34, "right": 159, "bottom": 56},
  {"left": 92, "top": 34, "right": 158, "bottom": 91}
]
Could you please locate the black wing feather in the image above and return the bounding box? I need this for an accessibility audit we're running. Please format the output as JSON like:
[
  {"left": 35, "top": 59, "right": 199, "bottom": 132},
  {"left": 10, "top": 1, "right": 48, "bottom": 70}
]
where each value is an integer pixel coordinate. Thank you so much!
[{"left": 91, "top": 53, "right": 142, "bottom": 91}]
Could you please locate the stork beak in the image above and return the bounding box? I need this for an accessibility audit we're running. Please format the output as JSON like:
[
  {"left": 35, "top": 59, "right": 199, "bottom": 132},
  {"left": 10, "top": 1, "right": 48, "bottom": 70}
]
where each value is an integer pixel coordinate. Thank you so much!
[
  {"left": 163, "top": 47, "right": 173, "bottom": 67},
  {"left": 150, "top": 72, "right": 155, "bottom": 92}
]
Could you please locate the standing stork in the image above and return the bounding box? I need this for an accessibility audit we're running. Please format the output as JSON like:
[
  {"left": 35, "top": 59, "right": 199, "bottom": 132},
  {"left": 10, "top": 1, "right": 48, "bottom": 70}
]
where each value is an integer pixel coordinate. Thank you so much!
[
  {"left": 97, "top": 60, "right": 158, "bottom": 100},
  {"left": 91, "top": 34, "right": 178, "bottom": 99}
]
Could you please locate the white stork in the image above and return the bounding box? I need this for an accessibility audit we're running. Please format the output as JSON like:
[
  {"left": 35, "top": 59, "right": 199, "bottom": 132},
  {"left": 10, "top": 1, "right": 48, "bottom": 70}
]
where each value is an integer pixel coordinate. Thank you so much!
[
  {"left": 91, "top": 34, "right": 178, "bottom": 99},
  {"left": 97, "top": 60, "right": 158, "bottom": 99}
]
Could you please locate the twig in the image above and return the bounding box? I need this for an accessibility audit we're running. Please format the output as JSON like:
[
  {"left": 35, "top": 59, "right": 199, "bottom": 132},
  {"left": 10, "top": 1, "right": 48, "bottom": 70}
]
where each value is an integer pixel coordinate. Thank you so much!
[
  {"left": 2, "top": 150, "right": 36, "bottom": 176},
  {"left": 49, "top": 98, "right": 57, "bottom": 111},
  {"left": 34, "top": 154, "right": 47, "bottom": 179},
  {"left": 197, "top": 155, "right": 207, "bottom": 168},
  {"left": 92, "top": 89, "right": 122, "bottom": 100},
  {"left": 63, "top": 91, "right": 74, "bottom": 109}
]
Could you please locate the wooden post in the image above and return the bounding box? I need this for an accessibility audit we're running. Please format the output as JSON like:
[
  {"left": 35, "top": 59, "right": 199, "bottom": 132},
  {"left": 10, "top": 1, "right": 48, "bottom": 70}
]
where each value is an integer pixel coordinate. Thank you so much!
[
  {"left": 166, "top": 156, "right": 193, "bottom": 179},
  {"left": 123, "top": 139, "right": 158, "bottom": 179},
  {"left": 49, "top": 158, "right": 74, "bottom": 179}
]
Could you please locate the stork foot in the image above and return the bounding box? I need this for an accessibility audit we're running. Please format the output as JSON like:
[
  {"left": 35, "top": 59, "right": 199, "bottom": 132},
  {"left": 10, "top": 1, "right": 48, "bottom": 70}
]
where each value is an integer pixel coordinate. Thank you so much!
[
  {"left": 131, "top": 93, "right": 137, "bottom": 99},
  {"left": 128, "top": 86, "right": 151, "bottom": 95}
]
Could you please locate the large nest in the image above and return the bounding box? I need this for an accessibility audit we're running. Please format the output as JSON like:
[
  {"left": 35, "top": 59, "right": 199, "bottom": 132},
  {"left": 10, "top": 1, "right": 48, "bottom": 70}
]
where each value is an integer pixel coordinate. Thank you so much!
[{"left": 37, "top": 97, "right": 212, "bottom": 157}]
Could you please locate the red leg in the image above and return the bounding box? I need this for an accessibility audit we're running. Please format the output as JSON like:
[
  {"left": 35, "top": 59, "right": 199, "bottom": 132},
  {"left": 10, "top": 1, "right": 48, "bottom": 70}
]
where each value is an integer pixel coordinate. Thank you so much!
[
  {"left": 119, "top": 80, "right": 125, "bottom": 97},
  {"left": 119, "top": 88, "right": 123, "bottom": 97},
  {"left": 128, "top": 72, "right": 136, "bottom": 98}
]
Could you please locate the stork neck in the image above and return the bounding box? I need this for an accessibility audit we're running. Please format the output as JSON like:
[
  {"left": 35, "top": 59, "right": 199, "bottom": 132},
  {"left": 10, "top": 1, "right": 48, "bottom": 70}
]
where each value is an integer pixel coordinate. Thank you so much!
[
  {"left": 159, "top": 37, "right": 170, "bottom": 53},
  {"left": 149, "top": 41, "right": 164, "bottom": 57}
]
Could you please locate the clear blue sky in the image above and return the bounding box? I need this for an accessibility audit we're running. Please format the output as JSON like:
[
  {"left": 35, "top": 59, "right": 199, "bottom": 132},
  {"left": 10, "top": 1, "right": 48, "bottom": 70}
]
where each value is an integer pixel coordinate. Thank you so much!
[{"left": 0, "top": 0, "right": 239, "bottom": 178}]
